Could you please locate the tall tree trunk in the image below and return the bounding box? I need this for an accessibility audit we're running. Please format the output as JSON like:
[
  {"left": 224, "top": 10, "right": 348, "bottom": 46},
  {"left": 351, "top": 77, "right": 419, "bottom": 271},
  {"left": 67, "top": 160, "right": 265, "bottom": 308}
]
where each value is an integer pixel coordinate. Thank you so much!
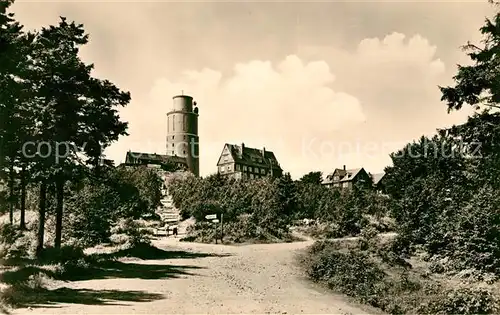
[
  {"left": 36, "top": 181, "right": 47, "bottom": 258},
  {"left": 20, "top": 166, "right": 26, "bottom": 230},
  {"left": 54, "top": 176, "right": 64, "bottom": 248},
  {"left": 8, "top": 164, "right": 14, "bottom": 224}
]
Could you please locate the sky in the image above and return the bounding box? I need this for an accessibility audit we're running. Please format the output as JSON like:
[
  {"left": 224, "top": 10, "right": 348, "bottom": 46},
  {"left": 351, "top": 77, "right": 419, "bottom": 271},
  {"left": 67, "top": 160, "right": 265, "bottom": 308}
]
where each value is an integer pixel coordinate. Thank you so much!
[{"left": 10, "top": 0, "right": 494, "bottom": 179}]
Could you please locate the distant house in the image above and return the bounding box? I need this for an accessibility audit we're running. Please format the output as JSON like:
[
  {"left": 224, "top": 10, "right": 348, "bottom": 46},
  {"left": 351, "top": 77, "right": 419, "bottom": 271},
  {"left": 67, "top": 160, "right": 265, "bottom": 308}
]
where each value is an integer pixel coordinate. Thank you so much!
[
  {"left": 371, "top": 172, "right": 386, "bottom": 193},
  {"left": 216, "top": 143, "right": 283, "bottom": 179},
  {"left": 322, "top": 166, "right": 372, "bottom": 190},
  {"left": 123, "top": 151, "right": 188, "bottom": 171}
]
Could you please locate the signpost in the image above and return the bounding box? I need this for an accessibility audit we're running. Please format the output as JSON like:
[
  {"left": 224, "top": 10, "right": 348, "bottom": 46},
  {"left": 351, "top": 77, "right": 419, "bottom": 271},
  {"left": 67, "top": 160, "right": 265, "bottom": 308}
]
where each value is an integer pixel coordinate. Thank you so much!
[
  {"left": 221, "top": 213, "right": 224, "bottom": 243},
  {"left": 205, "top": 213, "right": 224, "bottom": 244}
]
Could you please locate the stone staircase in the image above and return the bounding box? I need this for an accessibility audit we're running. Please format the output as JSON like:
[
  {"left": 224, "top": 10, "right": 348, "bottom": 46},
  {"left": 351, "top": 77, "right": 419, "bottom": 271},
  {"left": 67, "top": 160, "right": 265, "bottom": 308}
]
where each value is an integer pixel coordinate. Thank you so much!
[
  {"left": 158, "top": 193, "right": 180, "bottom": 225},
  {"left": 153, "top": 170, "right": 195, "bottom": 236}
]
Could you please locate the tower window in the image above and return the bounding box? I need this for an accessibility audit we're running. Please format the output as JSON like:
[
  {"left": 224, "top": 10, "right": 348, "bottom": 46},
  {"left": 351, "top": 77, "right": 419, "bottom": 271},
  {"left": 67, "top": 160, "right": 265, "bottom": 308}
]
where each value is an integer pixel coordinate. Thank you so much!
[
  {"left": 183, "top": 150, "right": 186, "bottom": 154},
  {"left": 172, "top": 143, "right": 174, "bottom": 147},
  {"left": 172, "top": 136, "right": 174, "bottom": 139}
]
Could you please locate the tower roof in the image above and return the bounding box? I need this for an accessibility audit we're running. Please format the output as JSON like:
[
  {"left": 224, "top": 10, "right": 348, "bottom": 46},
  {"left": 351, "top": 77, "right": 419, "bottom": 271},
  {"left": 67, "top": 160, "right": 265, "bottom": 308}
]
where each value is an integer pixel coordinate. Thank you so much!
[{"left": 172, "top": 95, "right": 193, "bottom": 99}]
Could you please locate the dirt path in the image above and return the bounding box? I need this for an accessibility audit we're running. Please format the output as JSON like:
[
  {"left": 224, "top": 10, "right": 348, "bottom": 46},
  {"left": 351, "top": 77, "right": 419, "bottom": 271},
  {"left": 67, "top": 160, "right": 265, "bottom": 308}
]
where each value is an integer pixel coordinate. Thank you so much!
[{"left": 11, "top": 238, "right": 381, "bottom": 314}]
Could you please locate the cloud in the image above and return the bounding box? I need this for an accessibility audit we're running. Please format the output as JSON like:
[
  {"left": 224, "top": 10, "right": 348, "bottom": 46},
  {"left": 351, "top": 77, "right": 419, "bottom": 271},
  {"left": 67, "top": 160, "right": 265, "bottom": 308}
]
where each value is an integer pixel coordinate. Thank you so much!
[
  {"left": 108, "top": 55, "right": 365, "bottom": 177},
  {"left": 302, "top": 32, "right": 473, "bottom": 141},
  {"left": 105, "top": 32, "right": 471, "bottom": 178}
]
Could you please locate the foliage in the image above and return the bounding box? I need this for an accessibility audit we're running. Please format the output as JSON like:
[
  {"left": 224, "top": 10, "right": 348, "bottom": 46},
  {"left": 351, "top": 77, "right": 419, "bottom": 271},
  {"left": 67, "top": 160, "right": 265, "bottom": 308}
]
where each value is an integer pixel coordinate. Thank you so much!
[
  {"left": 299, "top": 171, "right": 323, "bottom": 185},
  {"left": 439, "top": 7, "right": 500, "bottom": 112},
  {"left": 109, "top": 218, "right": 152, "bottom": 248},
  {"left": 0, "top": 0, "right": 131, "bottom": 256},
  {"left": 170, "top": 171, "right": 387, "bottom": 243},
  {"left": 381, "top": 126, "right": 500, "bottom": 272},
  {"left": 303, "top": 239, "right": 500, "bottom": 315},
  {"left": 64, "top": 166, "right": 161, "bottom": 247},
  {"left": 418, "top": 287, "right": 499, "bottom": 315},
  {"left": 0, "top": 223, "right": 37, "bottom": 261}
]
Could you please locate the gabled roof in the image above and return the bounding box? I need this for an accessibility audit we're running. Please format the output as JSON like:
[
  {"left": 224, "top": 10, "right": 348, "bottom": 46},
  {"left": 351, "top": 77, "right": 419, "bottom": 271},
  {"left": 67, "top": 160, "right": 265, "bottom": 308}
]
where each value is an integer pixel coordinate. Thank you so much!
[
  {"left": 340, "top": 168, "right": 363, "bottom": 182},
  {"left": 323, "top": 167, "right": 365, "bottom": 184},
  {"left": 220, "top": 143, "right": 282, "bottom": 170},
  {"left": 371, "top": 173, "right": 385, "bottom": 185},
  {"left": 333, "top": 168, "right": 347, "bottom": 177}
]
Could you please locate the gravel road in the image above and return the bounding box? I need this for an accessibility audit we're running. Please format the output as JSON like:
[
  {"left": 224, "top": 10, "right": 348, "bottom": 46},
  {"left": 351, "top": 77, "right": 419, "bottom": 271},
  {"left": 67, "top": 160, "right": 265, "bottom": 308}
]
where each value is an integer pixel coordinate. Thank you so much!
[{"left": 11, "top": 238, "right": 381, "bottom": 314}]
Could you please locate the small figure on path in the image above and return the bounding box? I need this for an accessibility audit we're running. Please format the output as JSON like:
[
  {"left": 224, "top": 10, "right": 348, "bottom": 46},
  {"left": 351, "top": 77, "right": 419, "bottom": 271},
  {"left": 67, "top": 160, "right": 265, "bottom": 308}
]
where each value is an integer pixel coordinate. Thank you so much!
[
  {"left": 173, "top": 226, "right": 178, "bottom": 238},
  {"left": 165, "top": 224, "right": 170, "bottom": 236}
]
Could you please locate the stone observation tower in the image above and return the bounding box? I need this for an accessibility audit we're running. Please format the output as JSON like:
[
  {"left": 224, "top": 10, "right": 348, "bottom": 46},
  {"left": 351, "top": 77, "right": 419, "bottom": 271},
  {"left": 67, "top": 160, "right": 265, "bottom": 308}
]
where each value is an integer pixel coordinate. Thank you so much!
[{"left": 166, "top": 94, "right": 200, "bottom": 177}]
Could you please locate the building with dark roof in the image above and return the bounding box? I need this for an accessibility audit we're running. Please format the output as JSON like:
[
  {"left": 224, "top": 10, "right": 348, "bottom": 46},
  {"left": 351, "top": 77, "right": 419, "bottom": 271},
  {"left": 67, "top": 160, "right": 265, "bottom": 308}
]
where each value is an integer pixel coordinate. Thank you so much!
[
  {"left": 371, "top": 172, "right": 386, "bottom": 193},
  {"left": 123, "top": 151, "right": 188, "bottom": 171},
  {"left": 322, "top": 166, "right": 372, "bottom": 189},
  {"left": 216, "top": 143, "right": 283, "bottom": 179}
]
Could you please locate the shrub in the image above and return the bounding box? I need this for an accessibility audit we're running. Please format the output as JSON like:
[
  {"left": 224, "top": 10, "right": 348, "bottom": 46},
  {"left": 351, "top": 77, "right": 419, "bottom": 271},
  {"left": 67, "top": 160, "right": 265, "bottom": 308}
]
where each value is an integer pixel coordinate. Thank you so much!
[
  {"left": 418, "top": 287, "right": 499, "bottom": 314},
  {"left": 64, "top": 167, "right": 162, "bottom": 247},
  {"left": 304, "top": 239, "right": 500, "bottom": 315},
  {"left": 38, "top": 245, "right": 86, "bottom": 264},
  {"left": 52, "top": 257, "right": 93, "bottom": 280},
  {"left": 109, "top": 218, "right": 151, "bottom": 248},
  {"left": 0, "top": 272, "right": 49, "bottom": 306},
  {"left": 0, "top": 223, "right": 37, "bottom": 261},
  {"left": 0, "top": 223, "right": 19, "bottom": 245},
  {"left": 305, "top": 241, "right": 389, "bottom": 305}
]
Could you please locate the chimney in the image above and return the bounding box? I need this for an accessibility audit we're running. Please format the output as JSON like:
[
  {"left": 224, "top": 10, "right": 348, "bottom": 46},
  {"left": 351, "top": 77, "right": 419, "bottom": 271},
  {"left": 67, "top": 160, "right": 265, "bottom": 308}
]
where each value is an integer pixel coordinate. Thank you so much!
[
  {"left": 343, "top": 165, "right": 346, "bottom": 171},
  {"left": 262, "top": 147, "right": 266, "bottom": 157},
  {"left": 241, "top": 143, "right": 245, "bottom": 155}
]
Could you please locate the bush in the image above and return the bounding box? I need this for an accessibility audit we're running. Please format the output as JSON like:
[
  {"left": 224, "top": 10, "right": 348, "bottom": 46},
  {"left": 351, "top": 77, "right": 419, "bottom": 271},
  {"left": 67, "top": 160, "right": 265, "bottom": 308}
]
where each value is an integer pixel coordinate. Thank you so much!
[
  {"left": 303, "top": 239, "right": 500, "bottom": 314},
  {"left": 0, "top": 272, "right": 49, "bottom": 306},
  {"left": 38, "top": 245, "right": 86, "bottom": 264},
  {"left": 64, "top": 167, "right": 162, "bottom": 247},
  {"left": 109, "top": 218, "right": 151, "bottom": 248},
  {"left": 305, "top": 243, "right": 388, "bottom": 304},
  {"left": 418, "top": 287, "right": 499, "bottom": 314},
  {"left": 0, "top": 223, "right": 37, "bottom": 261},
  {"left": 0, "top": 223, "right": 20, "bottom": 245}
]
